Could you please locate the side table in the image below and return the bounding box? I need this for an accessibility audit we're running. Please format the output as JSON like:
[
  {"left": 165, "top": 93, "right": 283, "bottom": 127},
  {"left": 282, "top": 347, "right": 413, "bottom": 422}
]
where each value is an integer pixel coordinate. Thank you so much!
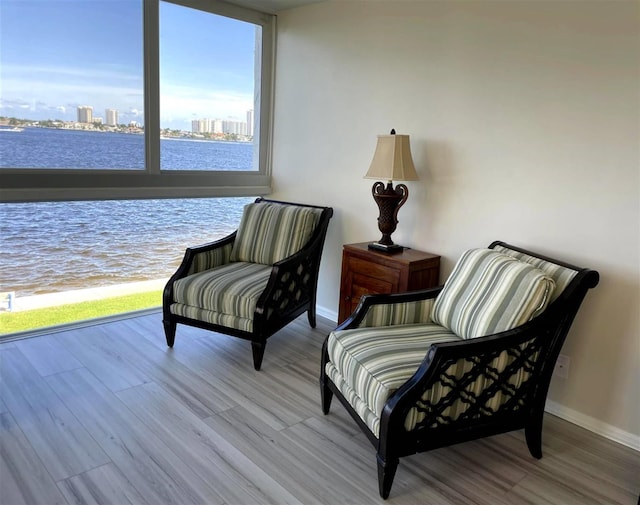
[{"left": 338, "top": 242, "right": 441, "bottom": 324}]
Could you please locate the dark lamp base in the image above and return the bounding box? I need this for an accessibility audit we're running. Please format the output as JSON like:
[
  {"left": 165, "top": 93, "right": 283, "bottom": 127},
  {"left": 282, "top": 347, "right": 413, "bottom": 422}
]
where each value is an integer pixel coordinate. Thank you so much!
[{"left": 368, "top": 242, "right": 405, "bottom": 254}]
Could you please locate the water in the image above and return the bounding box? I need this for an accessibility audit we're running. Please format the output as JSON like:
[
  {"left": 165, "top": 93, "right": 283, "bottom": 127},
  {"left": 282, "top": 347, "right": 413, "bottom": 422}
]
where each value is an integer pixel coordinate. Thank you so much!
[
  {"left": 0, "top": 128, "right": 255, "bottom": 296},
  {"left": 0, "top": 127, "right": 253, "bottom": 170}
]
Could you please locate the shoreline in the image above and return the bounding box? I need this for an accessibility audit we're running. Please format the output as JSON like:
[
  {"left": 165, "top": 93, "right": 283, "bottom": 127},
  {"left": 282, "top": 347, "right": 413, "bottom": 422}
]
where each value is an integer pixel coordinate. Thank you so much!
[{"left": 6, "top": 279, "right": 167, "bottom": 312}]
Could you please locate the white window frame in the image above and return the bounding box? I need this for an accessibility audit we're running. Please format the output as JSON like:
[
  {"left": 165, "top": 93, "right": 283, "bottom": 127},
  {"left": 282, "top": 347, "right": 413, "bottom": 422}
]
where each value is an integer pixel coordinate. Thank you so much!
[{"left": 0, "top": 0, "right": 274, "bottom": 202}]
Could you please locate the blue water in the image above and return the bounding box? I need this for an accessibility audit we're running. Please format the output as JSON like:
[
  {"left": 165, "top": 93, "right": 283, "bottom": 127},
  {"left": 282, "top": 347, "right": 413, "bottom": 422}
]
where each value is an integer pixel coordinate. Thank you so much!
[
  {"left": 0, "top": 128, "right": 255, "bottom": 296},
  {"left": 0, "top": 127, "right": 253, "bottom": 170}
]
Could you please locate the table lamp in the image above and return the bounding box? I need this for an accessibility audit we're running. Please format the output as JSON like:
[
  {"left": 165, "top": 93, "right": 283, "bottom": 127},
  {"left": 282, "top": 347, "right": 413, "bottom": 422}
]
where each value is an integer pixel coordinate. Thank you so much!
[{"left": 364, "top": 129, "right": 419, "bottom": 253}]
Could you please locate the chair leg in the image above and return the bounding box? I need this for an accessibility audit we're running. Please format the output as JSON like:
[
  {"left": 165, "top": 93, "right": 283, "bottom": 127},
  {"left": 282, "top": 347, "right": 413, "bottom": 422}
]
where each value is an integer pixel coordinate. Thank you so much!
[
  {"left": 164, "top": 319, "right": 177, "bottom": 348},
  {"left": 321, "top": 378, "right": 333, "bottom": 414},
  {"left": 307, "top": 305, "right": 317, "bottom": 328},
  {"left": 525, "top": 412, "right": 544, "bottom": 459},
  {"left": 377, "top": 453, "right": 399, "bottom": 500},
  {"left": 251, "top": 341, "right": 266, "bottom": 371}
]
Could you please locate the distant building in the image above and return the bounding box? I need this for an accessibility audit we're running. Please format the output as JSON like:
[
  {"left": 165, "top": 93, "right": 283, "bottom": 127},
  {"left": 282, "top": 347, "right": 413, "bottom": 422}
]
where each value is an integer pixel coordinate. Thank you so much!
[
  {"left": 192, "top": 118, "right": 212, "bottom": 133},
  {"left": 77, "top": 106, "right": 93, "bottom": 123},
  {"left": 192, "top": 117, "right": 248, "bottom": 136},
  {"left": 93, "top": 117, "right": 103, "bottom": 124},
  {"left": 223, "top": 120, "right": 247, "bottom": 136},
  {"left": 247, "top": 109, "right": 254, "bottom": 136},
  {"left": 106, "top": 109, "right": 118, "bottom": 126}
]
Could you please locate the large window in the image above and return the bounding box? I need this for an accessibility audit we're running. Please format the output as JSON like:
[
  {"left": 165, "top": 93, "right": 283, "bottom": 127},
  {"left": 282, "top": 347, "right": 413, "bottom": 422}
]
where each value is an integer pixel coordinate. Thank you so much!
[
  {"left": 0, "top": 0, "right": 274, "bottom": 201},
  {"left": 0, "top": 0, "right": 273, "bottom": 335}
]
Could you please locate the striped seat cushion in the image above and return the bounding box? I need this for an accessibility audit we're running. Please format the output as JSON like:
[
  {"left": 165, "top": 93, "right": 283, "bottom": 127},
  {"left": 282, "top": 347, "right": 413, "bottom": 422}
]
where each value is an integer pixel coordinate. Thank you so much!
[
  {"left": 230, "top": 202, "right": 323, "bottom": 265},
  {"left": 431, "top": 249, "right": 555, "bottom": 340},
  {"left": 171, "top": 262, "right": 272, "bottom": 323},
  {"left": 326, "top": 323, "right": 460, "bottom": 436}
]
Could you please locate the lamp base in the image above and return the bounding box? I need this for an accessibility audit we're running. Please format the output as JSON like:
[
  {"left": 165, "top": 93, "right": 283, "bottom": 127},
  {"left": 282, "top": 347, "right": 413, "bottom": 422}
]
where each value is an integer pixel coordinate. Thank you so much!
[{"left": 368, "top": 242, "right": 405, "bottom": 254}]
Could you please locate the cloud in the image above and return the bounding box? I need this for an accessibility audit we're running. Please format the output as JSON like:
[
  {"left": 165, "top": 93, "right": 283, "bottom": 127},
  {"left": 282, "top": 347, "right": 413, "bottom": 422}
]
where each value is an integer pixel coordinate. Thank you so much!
[
  {"left": 1, "top": 63, "right": 252, "bottom": 126},
  {"left": 159, "top": 83, "right": 253, "bottom": 122}
]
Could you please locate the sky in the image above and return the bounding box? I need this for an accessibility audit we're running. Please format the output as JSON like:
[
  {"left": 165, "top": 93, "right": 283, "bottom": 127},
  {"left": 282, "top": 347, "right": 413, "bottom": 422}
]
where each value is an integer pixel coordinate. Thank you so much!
[{"left": 0, "top": 0, "right": 257, "bottom": 129}]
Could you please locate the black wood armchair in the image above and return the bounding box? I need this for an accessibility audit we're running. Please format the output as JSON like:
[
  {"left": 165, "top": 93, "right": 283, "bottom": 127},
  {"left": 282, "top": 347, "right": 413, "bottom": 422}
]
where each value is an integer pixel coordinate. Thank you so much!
[
  {"left": 163, "top": 198, "right": 333, "bottom": 370},
  {"left": 320, "top": 241, "right": 599, "bottom": 498}
]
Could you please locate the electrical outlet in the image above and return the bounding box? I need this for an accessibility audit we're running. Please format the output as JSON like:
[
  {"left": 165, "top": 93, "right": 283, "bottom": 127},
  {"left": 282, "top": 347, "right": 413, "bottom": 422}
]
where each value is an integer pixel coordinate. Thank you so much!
[{"left": 554, "top": 354, "right": 570, "bottom": 379}]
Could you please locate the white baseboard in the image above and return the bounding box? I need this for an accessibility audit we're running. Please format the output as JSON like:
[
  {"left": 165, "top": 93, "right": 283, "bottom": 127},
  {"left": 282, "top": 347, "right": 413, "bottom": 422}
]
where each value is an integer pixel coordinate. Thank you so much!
[
  {"left": 545, "top": 400, "right": 640, "bottom": 451},
  {"left": 315, "top": 307, "right": 639, "bottom": 453},
  {"left": 316, "top": 305, "right": 338, "bottom": 324}
]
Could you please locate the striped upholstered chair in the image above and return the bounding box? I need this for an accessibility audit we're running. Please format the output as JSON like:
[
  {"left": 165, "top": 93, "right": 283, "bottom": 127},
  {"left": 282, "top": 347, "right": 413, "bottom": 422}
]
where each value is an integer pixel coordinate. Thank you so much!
[
  {"left": 163, "top": 198, "right": 333, "bottom": 370},
  {"left": 321, "top": 241, "right": 599, "bottom": 498}
]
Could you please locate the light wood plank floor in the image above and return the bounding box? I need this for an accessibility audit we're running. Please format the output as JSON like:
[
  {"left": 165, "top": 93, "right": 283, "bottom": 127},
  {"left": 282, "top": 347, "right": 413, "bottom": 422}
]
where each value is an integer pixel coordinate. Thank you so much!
[{"left": 1, "top": 312, "right": 638, "bottom": 505}]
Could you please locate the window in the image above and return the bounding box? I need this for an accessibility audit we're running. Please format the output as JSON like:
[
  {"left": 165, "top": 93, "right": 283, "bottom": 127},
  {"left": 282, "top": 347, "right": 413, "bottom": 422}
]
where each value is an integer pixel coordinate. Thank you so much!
[
  {"left": 0, "top": 0, "right": 274, "bottom": 201},
  {"left": 160, "top": 2, "right": 259, "bottom": 171},
  {"left": 0, "top": 0, "right": 145, "bottom": 170}
]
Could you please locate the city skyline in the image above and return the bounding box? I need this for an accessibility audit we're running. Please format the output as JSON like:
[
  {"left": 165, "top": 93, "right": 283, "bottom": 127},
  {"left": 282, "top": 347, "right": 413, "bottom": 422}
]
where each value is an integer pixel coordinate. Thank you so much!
[
  {"left": 63, "top": 104, "right": 253, "bottom": 133},
  {"left": 191, "top": 109, "right": 254, "bottom": 136},
  {"left": 0, "top": 1, "right": 257, "bottom": 130}
]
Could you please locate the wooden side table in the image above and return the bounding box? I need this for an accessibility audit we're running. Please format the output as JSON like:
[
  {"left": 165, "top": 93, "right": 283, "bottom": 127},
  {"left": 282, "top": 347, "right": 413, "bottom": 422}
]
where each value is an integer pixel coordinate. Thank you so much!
[{"left": 338, "top": 242, "right": 441, "bottom": 324}]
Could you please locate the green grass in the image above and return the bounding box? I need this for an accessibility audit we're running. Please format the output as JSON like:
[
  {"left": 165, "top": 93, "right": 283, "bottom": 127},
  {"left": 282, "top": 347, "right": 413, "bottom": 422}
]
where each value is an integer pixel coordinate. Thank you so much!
[{"left": 0, "top": 290, "right": 163, "bottom": 335}]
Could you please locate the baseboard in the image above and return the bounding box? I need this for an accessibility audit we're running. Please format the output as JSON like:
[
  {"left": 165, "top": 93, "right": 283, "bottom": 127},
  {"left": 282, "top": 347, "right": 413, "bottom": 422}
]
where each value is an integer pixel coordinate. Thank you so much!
[
  {"left": 316, "top": 305, "right": 338, "bottom": 324},
  {"left": 545, "top": 400, "right": 640, "bottom": 451}
]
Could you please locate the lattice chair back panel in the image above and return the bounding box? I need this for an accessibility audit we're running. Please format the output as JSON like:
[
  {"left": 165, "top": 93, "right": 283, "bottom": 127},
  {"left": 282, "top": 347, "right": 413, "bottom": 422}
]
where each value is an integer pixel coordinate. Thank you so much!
[
  {"left": 405, "top": 335, "right": 543, "bottom": 432},
  {"left": 265, "top": 262, "right": 316, "bottom": 321}
]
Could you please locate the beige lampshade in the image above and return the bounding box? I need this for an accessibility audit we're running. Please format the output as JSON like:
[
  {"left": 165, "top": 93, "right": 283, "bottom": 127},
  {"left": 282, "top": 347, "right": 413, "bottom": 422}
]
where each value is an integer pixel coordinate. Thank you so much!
[{"left": 364, "top": 133, "right": 419, "bottom": 182}]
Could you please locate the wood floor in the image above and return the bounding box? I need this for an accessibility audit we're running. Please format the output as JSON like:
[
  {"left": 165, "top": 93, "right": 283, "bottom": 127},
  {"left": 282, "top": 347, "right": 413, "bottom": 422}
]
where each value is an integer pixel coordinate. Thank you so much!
[{"left": 1, "top": 311, "right": 638, "bottom": 505}]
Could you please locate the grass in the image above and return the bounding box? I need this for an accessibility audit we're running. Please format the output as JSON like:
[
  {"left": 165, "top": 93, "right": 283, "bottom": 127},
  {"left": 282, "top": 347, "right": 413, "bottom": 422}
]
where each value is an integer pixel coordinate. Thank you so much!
[{"left": 0, "top": 290, "right": 163, "bottom": 335}]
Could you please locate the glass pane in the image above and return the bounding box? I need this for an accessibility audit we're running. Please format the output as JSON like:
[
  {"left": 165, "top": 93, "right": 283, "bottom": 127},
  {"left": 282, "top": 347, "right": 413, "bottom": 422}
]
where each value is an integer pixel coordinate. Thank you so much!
[
  {"left": 0, "top": 197, "right": 252, "bottom": 335},
  {"left": 160, "top": 1, "right": 259, "bottom": 171},
  {"left": 0, "top": 0, "right": 145, "bottom": 170}
]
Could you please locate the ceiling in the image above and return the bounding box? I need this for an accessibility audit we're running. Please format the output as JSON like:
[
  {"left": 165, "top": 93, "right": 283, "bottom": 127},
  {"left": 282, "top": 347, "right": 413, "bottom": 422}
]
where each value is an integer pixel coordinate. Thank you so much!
[{"left": 224, "top": 0, "right": 326, "bottom": 14}]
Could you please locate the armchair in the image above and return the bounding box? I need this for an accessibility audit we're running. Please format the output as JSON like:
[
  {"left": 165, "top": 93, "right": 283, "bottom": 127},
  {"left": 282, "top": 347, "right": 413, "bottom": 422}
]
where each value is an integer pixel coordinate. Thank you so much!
[
  {"left": 320, "top": 241, "right": 599, "bottom": 498},
  {"left": 163, "top": 198, "right": 333, "bottom": 370}
]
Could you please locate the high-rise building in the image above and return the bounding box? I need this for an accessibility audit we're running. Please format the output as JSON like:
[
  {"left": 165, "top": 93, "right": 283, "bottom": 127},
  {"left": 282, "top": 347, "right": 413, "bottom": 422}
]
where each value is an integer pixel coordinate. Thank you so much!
[
  {"left": 192, "top": 118, "right": 212, "bottom": 133},
  {"left": 212, "top": 119, "right": 224, "bottom": 134},
  {"left": 77, "top": 105, "right": 93, "bottom": 123},
  {"left": 106, "top": 109, "right": 118, "bottom": 126},
  {"left": 247, "top": 109, "right": 254, "bottom": 137},
  {"left": 222, "top": 120, "right": 247, "bottom": 135}
]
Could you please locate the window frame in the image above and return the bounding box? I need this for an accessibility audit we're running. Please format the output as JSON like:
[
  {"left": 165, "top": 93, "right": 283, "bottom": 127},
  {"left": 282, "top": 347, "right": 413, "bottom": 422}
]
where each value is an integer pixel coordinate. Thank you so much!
[{"left": 0, "top": 0, "right": 274, "bottom": 203}]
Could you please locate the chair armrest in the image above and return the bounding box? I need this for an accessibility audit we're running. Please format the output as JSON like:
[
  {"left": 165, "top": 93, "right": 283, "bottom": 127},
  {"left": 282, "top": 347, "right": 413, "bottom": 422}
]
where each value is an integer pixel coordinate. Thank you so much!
[
  {"left": 339, "top": 287, "right": 443, "bottom": 330},
  {"left": 163, "top": 232, "right": 236, "bottom": 309},
  {"left": 184, "top": 232, "right": 236, "bottom": 276},
  {"left": 381, "top": 322, "right": 548, "bottom": 441}
]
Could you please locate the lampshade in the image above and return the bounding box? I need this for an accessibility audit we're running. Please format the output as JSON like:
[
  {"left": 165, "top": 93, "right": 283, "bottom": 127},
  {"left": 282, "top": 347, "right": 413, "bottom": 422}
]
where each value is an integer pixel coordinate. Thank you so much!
[{"left": 364, "top": 132, "right": 419, "bottom": 182}]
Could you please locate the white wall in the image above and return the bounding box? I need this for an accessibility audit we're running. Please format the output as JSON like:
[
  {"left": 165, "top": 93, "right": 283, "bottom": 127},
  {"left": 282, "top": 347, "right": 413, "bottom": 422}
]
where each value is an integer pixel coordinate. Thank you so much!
[{"left": 270, "top": 1, "right": 639, "bottom": 444}]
